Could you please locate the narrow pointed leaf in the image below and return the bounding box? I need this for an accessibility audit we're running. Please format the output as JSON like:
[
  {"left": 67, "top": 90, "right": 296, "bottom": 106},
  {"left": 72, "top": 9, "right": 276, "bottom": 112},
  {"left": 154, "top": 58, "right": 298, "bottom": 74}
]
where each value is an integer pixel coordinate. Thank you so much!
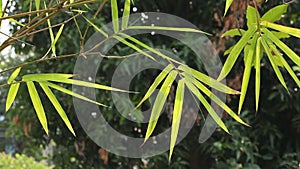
[
  {"left": 261, "top": 4, "right": 288, "bottom": 22},
  {"left": 185, "top": 80, "right": 229, "bottom": 133},
  {"left": 263, "top": 28, "right": 300, "bottom": 66},
  {"left": 261, "top": 37, "right": 288, "bottom": 90},
  {"left": 224, "top": 0, "right": 234, "bottom": 16},
  {"left": 43, "top": 81, "right": 107, "bottom": 107},
  {"left": 54, "top": 24, "right": 64, "bottom": 44},
  {"left": 121, "top": 0, "right": 131, "bottom": 29},
  {"left": 218, "top": 28, "right": 257, "bottom": 81},
  {"left": 111, "top": 0, "right": 119, "bottom": 33},
  {"left": 136, "top": 64, "right": 174, "bottom": 108},
  {"left": 222, "top": 29, "right": 245, "bottom": 38},
  {"left": 5, "top": 83, "right": 20, "bottom": 112},
  {"left": 8, "top": 67, "right": 21, "bottom": 83},
  {"left": 271, "top": 31, "right": 290, "bottom": 39},
  {"left": 26, "top": 81, "right": 48, "bottom": 134},
  {"left": 169, "top": 79, "right": 185, "bottom": 161},
  {"left": 261, "top": 21, "right": 300, "bottom": 38},
  {"left": 39, "top": 82, "right": 76, "bottom": 136},
  {"left": 255, "top": 37, "right": 262, "bottom": 111},
  {"left": 22, "top": 74, "right": 74, "bottom": 82},
  {"left": 45, "top": 2, "right": 55, "bottom": 56},
  {"left": 82, "top": 16, "right": 108, "bottom": 37},
  {"left": 144, "top": 70, "right": 178, "bottom": 142},
  {"left": 178, "top": 65, "right": 240, "bottom": 94},
  {"left": 246, "top": 6, "right": 258, "bottom": 29},
  {"left": 224, "top": 46, "right": 234, "bottom": 56},
  {"left": 35, "top": 0, "right": 40, "bottom": 10},
  {"left": 127, "top": 26, "right": 210, "bottom": 35}
]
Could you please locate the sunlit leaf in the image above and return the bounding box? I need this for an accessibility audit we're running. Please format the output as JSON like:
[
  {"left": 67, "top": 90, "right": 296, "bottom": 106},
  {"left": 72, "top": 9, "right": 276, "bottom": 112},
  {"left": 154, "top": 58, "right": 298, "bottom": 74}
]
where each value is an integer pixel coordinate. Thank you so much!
[
  {"left": 169, "top": 79, "right": 184, "bottom": 161},
  {"left": 54, "top": 24, "right": 64, "bottom": 44},
  {"left": 261, "top": 4, "right": 288, "bottom": 22},
  {"left": 39, "top": 82, "right": 76, "bottom": 136},
  {"left": 43, "top": 81, "right": 107, "bottom": 107},
  {"left": 35, "top": 0, "right": 40, "bottom": 10},
  {"left": 261, "top": 37, "right": 288, "bottom": 90},
  {"left": 144, "top": 70, "right": 178, "bottom": 142},
  {"left": 224, "top": 0, "right": 234, "bottom": 16},
  {"left": 261, "top": 21, "right": 300, "bottom": 38},
  {"left": 246, "top": 6, "right": 258, "bottom": 28},
  {"left": 26, "top": 81, "right": 48, "bottom": 135},
  {"left": 255, "top": 37, "right": 262, "bottom": 111},
  {"left": 221, "top": 29, "right": 245, "bottom": 38},
  {"left": 121, "top": 0, "right": 131, "bottom": 29},
  {"left": 8, "top": 67, "right": 21, "bottom": 83},
  {"left": 218, "top": 28, "right": 257, "bottom": 81},
  {"left": 45, "top": 2, "right": 55, "bottom": 56},
  {"left": 263, "top": 28, "right": 300, "bottom": 66},
  {"left": 5, "top": 83, "right": 20, "bottom": 112},
  {"left": 224, "top": 46, "right": 234, "bottom": 56},
  {"left": 82, "top": 15, "right": 108, "bottom": 38},
  {"left": 271, "top": 31, "right": 290, "bottom": 39},
  {"left": 136, "top": 64, "right": 174, "bottom": 108},
  {"left": 111, "top": 0, "right": 119, "bottom": 33},
  {"left": 22, "top": 73, "right": 74, "bottom": 82}
]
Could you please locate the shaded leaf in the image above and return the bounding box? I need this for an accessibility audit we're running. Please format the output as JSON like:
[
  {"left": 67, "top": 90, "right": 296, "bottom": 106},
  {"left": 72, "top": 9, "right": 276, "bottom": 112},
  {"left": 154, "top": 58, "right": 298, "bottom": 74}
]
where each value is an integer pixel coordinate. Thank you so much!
[{"left": 82, "top": 15, "right": 108, "bottom": 37}]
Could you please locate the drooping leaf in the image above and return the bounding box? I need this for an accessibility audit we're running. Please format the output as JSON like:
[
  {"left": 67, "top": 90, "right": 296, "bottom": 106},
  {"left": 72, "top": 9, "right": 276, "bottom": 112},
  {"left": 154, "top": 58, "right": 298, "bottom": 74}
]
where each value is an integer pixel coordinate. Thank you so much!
[
  {"left": 26, "top": 81, "right": 48, "bottom": 135},
  {"left": 136, "top": 64, "right": 174, "bottom": 108},
  {"left": 111, "top": 0, "right": 119, "bottom": 33},
  {"left": 261, "top": 21, "right": 300, "bottom": 38},
  {"left": 43, "top": 81, "right": 107, "bottom": 107},
  {"left": 82, "top": 15, "right": 108, "bottom": 38},
  {"left": 246, "top": 5, "right": 258, "bottom": 29},
  {"left": 144, "top": 70, "right": 178, "bottom": 142},
  {"left": 263, "top": 28, "right": 300, "bottom": 66},
  {"left": 7, "top": 67, "right": 21, "bottom": 83},
  {"left": 5, "top": 83, "right": 20, "bottom": 112},
  {"left": 39, "top": 82, "right": 76, "bottom": 136},
  {"left": 261, "top": 4, "right": 288, "bottom": 22},
  {"left": 121, "top": 0, "right": 131, "bottom": 29},
  {"left": 169, "top": 79, "right": 185, "bottom": 161},
  {"left": 261, "top": 37, "right": 288, "bottom": 90},
  {"left": 178, "top": 65, "right": 240, "bottom": 94},
  {"left": 255, "top": 37, "right": 262, "bottom": 111},
  {"left": 221, "top": 29, "right": 245, "bottom": 38},
  {"left": 218, "top": 28, "right": 257, "bottom": 81},
  {"left": 127, "top": 26, "right": 210, "bottom": 35},
  {"left": 224, "top": 0, "right": 234, "bottom": 16}
]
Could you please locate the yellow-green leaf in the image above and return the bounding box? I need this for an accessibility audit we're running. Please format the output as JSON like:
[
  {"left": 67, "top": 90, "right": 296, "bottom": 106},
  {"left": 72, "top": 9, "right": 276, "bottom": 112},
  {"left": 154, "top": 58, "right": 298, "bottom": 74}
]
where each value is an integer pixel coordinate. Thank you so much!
[
  {"left": 39, "top": 82, "right": 76, "bottom": 136},
  {"left": 35, "top": 0, "right": 40, "bottom": 10},
  {"left": 261, "top": 21, "right": 300, "bottom": 38},
  {"left": 121, "top": 0, "right": 131, "bottom": 29},
  {"left": 5, "top": 83, "right": 20, "bottom": 112},
  {"left": 224, "top": 0, "right": 234, "bottom": 16},
  {"left": 144, "top": 70, "right": 178, "bottom": 142},
  {"left": 136, "top": 64, "right": 174, "bottom": 108},
  {"left": 82, "top": 16, "right": 108, "bottom": 38},
  {"left": 222, "top": 29, "right": 245, "bottom": 38},
  {"left": 27, "top": 81, "right": 48, "bottom": 135},
  {"left": 246, "top": 5, "right": 258, "bottom": 29},
  {"left": 261, "top": 4, "right": 288, "bottom": 22},
  {"left": 127, "top": 26, "right": 210, "bottom": 35},
  {"left": 22, "top": 74, "right": 74, "bottom": 82},
  {"left": 54, "top": 24, "right": 64, "bottom": 44},
  {"left": 255, "top": 37, "right": 262, "bottom": 111},
  {"left": 111, "top": 0, "right": 119, "bottom": 33},
  {"left": 8, "top": 67, "right": 21, "bottom": 84},
  {"left": 169, "top": 79, "right": 185, "bottom": 161}
]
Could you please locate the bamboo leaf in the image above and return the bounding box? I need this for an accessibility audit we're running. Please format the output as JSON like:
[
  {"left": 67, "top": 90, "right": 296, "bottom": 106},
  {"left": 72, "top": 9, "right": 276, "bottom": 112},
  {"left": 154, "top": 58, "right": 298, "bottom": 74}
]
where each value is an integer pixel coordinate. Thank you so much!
[
  {"left": 45, "top": 2, "right": 55, "bottom": 56},
  {"left": 5, "top": 83, "right": 20, "bottom": 112},
  {"left": 261, "top": 37, "right": 288, "bottom": 90},
  {"left": 39, "top": 82, "right": 75, "bottom": 136},
  {"left": 263, "top": 28, "right": 300, "bottom": 66},
  {"left": 261, "top": 4, "right": 288, "bottom": 22},
  {"left": 261, "top": 21, "right": 300, "bottom": 38},
  {"left": 26, "top": 81, "right": 48, "bottom": 135},
  {"left": 271, "top": 31, "right": 290, "bottom": 39},
  {"left": 224, "top": 0, "right": 234, "bottom": 16},
  {"left": 35, "top": 0, "right": 40, "bottom": 10},
  {"left": 43, "top": 81, "right": 107, "bottom": 107},
  {"left": 185, "top": 80, "right": 229, "bottom": 133},
  {"left": 111, "top": 0, "right": 119, "bottom": 33},
  {"left": 218, "top": 28, "right": 257, "bottom": 81},
  {"left": 136, "top": 64, "right": 174, "bottom": 108},
  {"left": 122, "top": 0, "right": 131, "bottom": 29},
  {"left": 169, "top": 79, "right": 185, "bottom": 161},
  {"left": 127, "top": 26, "right": 210, "bottom": 35},
  {"left": 224, "top": 46, "right": 234, "bottom": 56},
  {"left": 246, "top": 6, "right": 258, "bottom": 29},
  {"left": 54, "top": 24, "right": 64, "bottom": 44},
  {"left": 222, "top": 29, "right": 245, "bottom": 38},
  {"left": 8, "top": 67, "right": 21, "bottom": 83},
  {"left": 22, "top": 73, "right": 74, "bottom": 82},
  {"left": 82, "top": 15, "right": 108, "bottom": 38},
  {"left": 255, "top": 37, "right": 262, "bottom": 111},
  {"left": 178, "top": 65, "right": 240, "bottom": 94},
  {"left": 144, "top": 70, "right": 178, "bottom": 142}
]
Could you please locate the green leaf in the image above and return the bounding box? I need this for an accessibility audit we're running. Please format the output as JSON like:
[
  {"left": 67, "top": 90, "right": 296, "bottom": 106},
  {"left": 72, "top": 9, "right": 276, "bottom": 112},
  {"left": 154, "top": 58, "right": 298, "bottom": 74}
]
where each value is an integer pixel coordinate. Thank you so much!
[
  {"left": 136, "top": 64, "right": 174, "bottom": 108},
  {"left": 43, "top": 81, "right": 107, "bottom": 107},
  {"left": 255, "top": 37, "right": 262, "bottom": 111},
  {"left": 261, "top": 21, "right": 300, "bottom": 38},
  {"left": 261, "top": 37, "right": 288, "bottom": 90},
  {"left": 5, "top": 83, "right": 20, "bottom": 112},
  {"left": 183, "top": 74, "right": 249, "bottom": 126},
  {"left": 26, "top": 81, "right": 48, "bottom": 135},
  {"left": 8, "top": 67, "right": 21, "bottom": 83},
  {"left": 246, "top": 6, "right": 258, "bottom": 29},
  {"left": 39, "top": 82, "right": 75, "bottom": 136},
  {"left": 22, "top": 73, "right": 74, "bottom": 82},
  {"left": 238, "top": 34, "right": 257, "bottom": 114},
  {"left": 8, "top": 18, "right": 25, "bottom": 26},
  {"left": 224, "top": 46, "right": 234, "bottom": 56},
  {"left": 82, "top": 15, "right": 108, "bottom": 38},
  {"left": 111, "top": 0, "right": 119, "bottom": 33},
  {"left": 185, "top": 80, "right": 229, "bottom": 133},
  {"left": 271, "top": 31, "right": 290, "bottom": 39},
  {"left": 218, "top": 28, "right": 257, "bottom": 81},
  {"left": 263, "top": 28, "right": 300, "bottom": 66},
  {"left": 178, "top": 65, "right": 240, "bottom": 94},
  {"left": 261, "top": 4, "right": 288, "bottom": 22},
  {"left": 45, "top": 2, "right": 55, "bottom": 56},
  {"left": 224, "top": 0, "right": 234, "bottom": 16},
  {"left": 169, "top": 79, "right": 185, "bottom": 161},
  {"left": 35, "top": 0, "right": 40, "bottom": 10},
  {"left": 127, "top": 26, "right": 210, "bottom": 35},
  {"left": 144, "top": 70, "right": 178, "bottom": 142},
  {"left": 222, "top": 29, "right": 246, "bottom": 38},
  {"left": 121, "top": 0, "right": 131, "bottom": 29},
  {"left": 54, "top": 24, "right": 64, "bottom": 44}
]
